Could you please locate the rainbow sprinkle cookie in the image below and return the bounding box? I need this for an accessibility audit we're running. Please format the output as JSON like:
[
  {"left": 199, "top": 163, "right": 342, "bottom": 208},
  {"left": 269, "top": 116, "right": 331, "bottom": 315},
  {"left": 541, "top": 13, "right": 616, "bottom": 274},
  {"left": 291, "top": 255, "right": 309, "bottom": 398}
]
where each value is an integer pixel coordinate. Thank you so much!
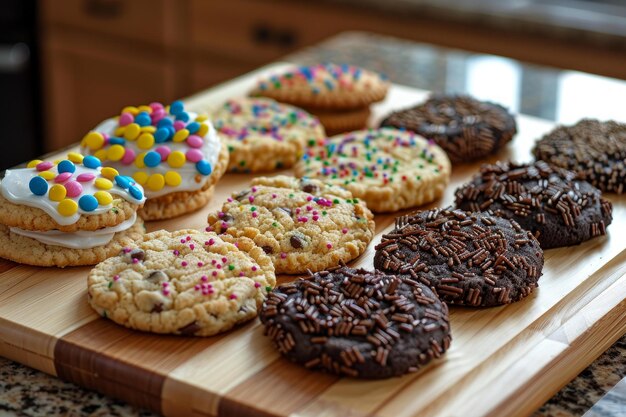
[
  {"left": 0, "top": 153, "right": 146, "bottom": 267},
  {"left": 207, "top": 176, "right": 375, "bottom": 274},
  {"left": 210, "top": 97, "right": 325, "bottom": 172},
  {"left": 88, "top": 229, "right": 275, "bottom": 336},
  {"left": 80, "top": 101, "right": 229, "bottom": 220},
  {"left": 294, "top": 128, "right": 451, "bottom": 213}
]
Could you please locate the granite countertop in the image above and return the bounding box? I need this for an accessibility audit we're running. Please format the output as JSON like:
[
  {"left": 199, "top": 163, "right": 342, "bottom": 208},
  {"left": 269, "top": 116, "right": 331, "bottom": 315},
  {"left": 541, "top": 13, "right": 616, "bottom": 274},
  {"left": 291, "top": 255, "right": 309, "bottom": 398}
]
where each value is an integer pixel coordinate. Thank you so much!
[{"left": 2, "top": 32, "right": 626, "bottom": 417}]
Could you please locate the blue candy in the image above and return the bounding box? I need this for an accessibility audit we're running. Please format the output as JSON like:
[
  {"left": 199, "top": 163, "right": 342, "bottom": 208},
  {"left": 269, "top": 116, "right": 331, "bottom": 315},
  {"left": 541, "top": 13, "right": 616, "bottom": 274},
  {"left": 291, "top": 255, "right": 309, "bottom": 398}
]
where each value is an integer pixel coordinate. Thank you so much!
[
  {"left": 109, "top": 137, "right": 126, "bottom": 145},
  {"left": 186, "top": 121, "right": 200, "bottom": 134},
  {"left": 29, "top": 176, "right": 48, "bottom": 196},
  {"left": 57, "top": 160, "right": 76, "bottom": 174},
  {"left": 170, "top": 100, "right": 184, "bottom": 115},
  {"left": 135, "top": 112, "right": 152, "bottom": 127},
  {"left": 157, "top": 118, "right": 173, "bottom": 128},
  {"left": 83, "top": 155, "right": 101, "bottom": 169},
  {"left": 196, "top": 160, "right": 212, "bottom": 176},
  {"left": 154, "top": 127, "right": 170, "bottom": 143},
  {"left": 114, "top": 175, "right": 132, "bottom": 189},
  {"left": 78, "top": 195, "right": 98, "bottom": 212},
  {"left": 175, "top": 111, "right": 190, "bottom": 122},
  {"left": 144, "top": 151, "right": 161, "bottom": 167},
  {"left": 128, "top": 185, "right": 143, "bottom": 200}
]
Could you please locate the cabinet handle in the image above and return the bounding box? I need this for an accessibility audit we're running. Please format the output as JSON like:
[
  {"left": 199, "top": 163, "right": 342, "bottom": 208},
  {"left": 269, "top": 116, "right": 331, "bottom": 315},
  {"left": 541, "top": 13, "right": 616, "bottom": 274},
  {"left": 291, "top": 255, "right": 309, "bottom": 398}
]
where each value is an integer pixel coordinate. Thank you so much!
[
  {"left": 83, "top": 0, "right": 124, "bottom": 19},
  {"left": 251, "top": 23, "right": 298, "bottom": 48}
]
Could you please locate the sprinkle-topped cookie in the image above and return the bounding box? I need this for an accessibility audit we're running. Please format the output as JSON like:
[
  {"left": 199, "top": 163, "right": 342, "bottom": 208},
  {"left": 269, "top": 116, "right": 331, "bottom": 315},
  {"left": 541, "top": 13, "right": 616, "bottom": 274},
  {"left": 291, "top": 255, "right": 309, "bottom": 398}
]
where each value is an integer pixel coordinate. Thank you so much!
[
  {"left": 294, "top": 127, "right": 451, "bottom": 212},
  {"left": 250, "top": 63, "right": 390, "bottom": 110},
  {"left": 210, "top": 97, "right": 325, "bottom": 172}
]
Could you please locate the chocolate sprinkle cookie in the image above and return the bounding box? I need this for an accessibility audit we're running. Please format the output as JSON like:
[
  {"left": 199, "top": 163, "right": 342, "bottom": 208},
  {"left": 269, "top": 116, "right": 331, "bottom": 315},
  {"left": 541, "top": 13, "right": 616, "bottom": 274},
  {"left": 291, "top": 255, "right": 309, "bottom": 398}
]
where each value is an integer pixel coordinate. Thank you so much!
[
  {"left": 374, "top": 208, "right": 544, "bottom": 307},
  {"left": 533, "top": 119, "right": 626, "bottom": 194},
  {"left": 380, "top": 94, "right": 517, "bottom": 163},
  {"left": 455, "top": 161, "right": 613, "bottom": 249},
  {"left": 260, "top": 266, "right": 451, "bottom": 379}
]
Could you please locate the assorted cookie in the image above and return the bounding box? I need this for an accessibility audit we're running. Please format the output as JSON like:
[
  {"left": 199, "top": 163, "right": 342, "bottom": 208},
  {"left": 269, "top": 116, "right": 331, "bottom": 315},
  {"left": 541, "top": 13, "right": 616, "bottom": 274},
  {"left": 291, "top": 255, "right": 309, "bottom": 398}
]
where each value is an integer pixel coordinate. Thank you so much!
[
  {"left": 380, "top": 94, "right": 517, "bottom": 163},
  {"left": 250, "top": 63, "right": 390, "bottom": 135},
  {"left": 0, "top": 153, "right": 146, "bottom": 267},
  {"left": 455, "top": 161, "right": 613, "bottom": 249},
  {"left": 294, "top": 127, "right": 451, "bottom": 212},
  {"left": 210, "top": 97, "right": 325, "bottom": 172},
  {"left": 207, "top": 176, "right": 375, "bottom": 274},
  {"left": 80, "top": 101, "right": 229, "bottom": 220},
  {"left": 533, "top": 119, "right": 626, "bottom": 194},
  {"left": 88, "top": 229, "right": 275, "bottom": 336},
  {"left": 260, "top": 266, "right": 451, "bottom": 378},
  {"left": 374, "top": 208, "right": 544, "bottom": 307}
]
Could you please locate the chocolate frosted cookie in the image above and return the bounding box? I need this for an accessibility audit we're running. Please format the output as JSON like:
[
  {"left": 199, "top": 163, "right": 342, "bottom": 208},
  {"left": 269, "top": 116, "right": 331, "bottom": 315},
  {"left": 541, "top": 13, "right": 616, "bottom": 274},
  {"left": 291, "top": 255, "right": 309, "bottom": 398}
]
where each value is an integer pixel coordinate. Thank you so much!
[
  {"left": 380, "top": 94, "right": 517, "bottom": 163},
  {"left": 533, "top": 119, "right": 626, "bottom": 194},
  {"left": 455, "top": 161, "right": 613, "bottom": 249},
  {"left": 260, "top": 266, "right": 451, "bottom": 379},
  {"left": 374, "top": 208, "right": 543, "bottom": 307}
]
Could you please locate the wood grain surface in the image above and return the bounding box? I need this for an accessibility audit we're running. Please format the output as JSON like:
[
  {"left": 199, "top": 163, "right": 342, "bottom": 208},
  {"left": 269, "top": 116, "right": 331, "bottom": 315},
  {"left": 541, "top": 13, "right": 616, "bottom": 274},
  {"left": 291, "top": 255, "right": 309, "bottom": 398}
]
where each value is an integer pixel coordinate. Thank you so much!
[{"left": 1, "top": 63, "right": 625, "bottom": 417}]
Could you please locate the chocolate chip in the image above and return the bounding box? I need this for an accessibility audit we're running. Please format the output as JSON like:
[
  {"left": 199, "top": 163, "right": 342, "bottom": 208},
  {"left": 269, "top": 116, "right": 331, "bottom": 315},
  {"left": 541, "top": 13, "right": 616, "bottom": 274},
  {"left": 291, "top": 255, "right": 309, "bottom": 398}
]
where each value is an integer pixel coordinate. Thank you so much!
[
  {"left": 234, "top": 190, "right": 250, "bottom": 201},
  {"left": 277, "top": 207, "right": 292, "bottom": 216},
  {"left": 146, "top": 270, "right": 168, "bottom": 282},
  {"left": 178, "top": 321, "right": 201, "bottom": 336},
  {"left": 262, "top": 245, "right": 273, "bottom": 254},
  {"left": 222, "top": 214, "right": 233, "bottom": 222},
  {"left": 290, "top": 235, "right": 304, "bottom": 249},
  {"left": 151, "top": 303, "right": 164, "bottom": 313},
  {"left": 301, "top": 182, "right": 318, "bottom": 193},
  {"left": 130, "top": 249, "right": 145, "bottom": 262}
]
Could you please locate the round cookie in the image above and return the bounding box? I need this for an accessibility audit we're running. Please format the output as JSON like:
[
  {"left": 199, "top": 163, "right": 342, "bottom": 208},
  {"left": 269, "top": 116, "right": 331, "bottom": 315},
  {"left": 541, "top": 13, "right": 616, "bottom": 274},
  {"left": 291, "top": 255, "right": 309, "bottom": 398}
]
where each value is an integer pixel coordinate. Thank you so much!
[
  {"left": 532, "top": 119, "right": 626, "bottom": 194},
  {"left": 374, "top": 208, "right": 544, "bottom": 307},
  {"left": 207, "top": 176, "right": 375, "bottom": 274},
  {"left": 250, "top": 63, "right": 390, "bottom": 111},
  {"left": 454, "top": 161, "right": 613, "bottom": 249},
  {"left": 210, "top": 97, "right": 325, "bottom": 172},
  {"left": 294, "top": 127, "right": 451, "bottom": 213},
  {"left": 80, "top": 101, "right": 228, "bottom": 220},
  {"left": 88, "top": 229, "right": 276, "bottom": 336},
  {"left": 380, "top": 94, "right": 517, "bottom": 163},
  {"left": 260, "top": 266, "right": 451, "bottom": 379}
]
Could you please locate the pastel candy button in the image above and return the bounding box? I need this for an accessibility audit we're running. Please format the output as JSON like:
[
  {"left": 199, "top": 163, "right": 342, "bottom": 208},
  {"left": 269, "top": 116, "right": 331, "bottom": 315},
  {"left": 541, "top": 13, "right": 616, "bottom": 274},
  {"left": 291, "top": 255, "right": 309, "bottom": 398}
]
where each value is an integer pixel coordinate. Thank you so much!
[
  {"left": 57, "top": 160, "right": 76, "bottom": 174},
  {"left": 173, "top": 121, "right": 186, "bottom": 131},
  {"left": 144, "top": 151, "right": 161, "bottom": 167},
  {"left": 108, "top": 137, "right": 126, "bottom": 146},
  {"left": 29, "top": 176, "right": 48, "bottom": 195},
  {"left": 134, "top": 152, "right": 146, "bottom": 168},
  {"left": 196, "top": 160, "right": 212, "bottom": 176},
  {"left": 94, "top": 191, "right": 113, "bottom": 205},
  {"left": 54, "top": 172, "right": 72, "bottom": 183},
  {"left": 137, "top": 133, "right": 155, "bottom": 149},
  {"left": 197, "top": 123, "right": 209, "bottom": 136},
  {"left": 187, "top": 135, "right": 203, "bottom": 148},
  {"left": 119, "top": 112, "right": 134, "bottom": 126},
  {"left": 114, "top": 175, "right": 133, "bottom": 189},
  {"left": 107, "top": 144, "right": 125, "bottom": 161},
  {"left": 101, "top": 167, "right": 119, "bottom": 180},
  {"left": 186, "top": 122, "right": 200, "bottom": 134},
  {"left": 155, "top": 146, "right": 171, "bottom": 161},
  {"left": 67, "top": 152, "right": 84, "bottom": 164},
  {"left": 121, "top": 148, "right": 136, "bottom": 165},
  {"left": 167, "top": 151, "right": 186, "bottom": 168},
  {"left": 173, "top": 128, "right": 189, "bottom": 142},
  {"left": 170, "top": 100, "right": 184, "bottom": 115},
  {"left": 164, "top": 171, "right": 182, "bottom": 186},
  {"left": 176, "top": 112, "right": 190, "bottom": 122},
  {"left": 157, "top": 118, "right": 173, "bottom": 128},
  {"left": 154, "top": 127, "right": 170, "bottom": 143},
  {"left": 58, "top": 199, "right": 78, "bottom": 216},
  {"left": 124, "top": 123, "right": 141, "bottom": 140},
  {"left": 133, "top": 171, "right": 148, "bottom": 185},
  {"left": 83, "top": 155, "right": 101, "bottom": 169},
  {"left": 76, "top": 173, "right": 96, "bottom": 182},
  {"left": 186, "top": 149, "right": 203, "bottom": 163},
  {"left": 39, "top": 171, "right": 55, "bottom": 180},
  {"left": 150, "top": 102, "right": 164, "bottom": 111},
  {"left": 78, "top": 195, "right": 98, "bottom": 212},
  {"left": 95, "top": 178, "right": 113, "bottom": 190},
  {"left": 135, "top": 113, "right": 151, "bottom": 127},
  {"left": 129, "top": 185, "right": 143, "bottom": 200},
  {"left": 65, "top": 181, "right": 83, "bottom": 198},
  {"left": 49, "top": 184, "right": 67, "bottom": 201},
  {"left": 146, "top": 173, "right": 165, "bottom": 191},
  {"left": 36, "top": 161, "right": 54, "bottom": 171},
  {"left": 83, "top": 132, "right": 104, "bottom": 150},
  {"left": 27, "top": 159, "right": 42, "bottom": 168}
]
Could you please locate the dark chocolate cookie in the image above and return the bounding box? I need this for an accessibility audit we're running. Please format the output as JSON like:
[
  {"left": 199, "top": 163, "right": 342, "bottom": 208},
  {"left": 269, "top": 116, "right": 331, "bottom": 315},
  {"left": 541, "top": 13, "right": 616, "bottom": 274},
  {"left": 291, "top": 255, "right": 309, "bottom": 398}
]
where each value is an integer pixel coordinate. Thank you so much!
[
  {"left": 380, "top": 94, "right": 517, "bottom": 163},
  {"left": 455, "top": 161, "right": 613, "bottom": 249},
  {"left": 532, "top": 119, "right": 626, "bottom": 194},
  {"left": 374, "top": 208, "right": 543, "bottom": 307},
  {"left": 259, "top": 266, "right": 451, "bottom": 379}
]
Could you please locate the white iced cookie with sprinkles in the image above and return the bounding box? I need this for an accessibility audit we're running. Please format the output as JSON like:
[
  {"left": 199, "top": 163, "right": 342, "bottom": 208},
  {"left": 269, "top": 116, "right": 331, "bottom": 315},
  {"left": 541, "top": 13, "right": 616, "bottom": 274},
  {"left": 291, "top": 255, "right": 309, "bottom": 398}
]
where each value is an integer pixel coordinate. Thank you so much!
[
  {"left": 81, "top": 101, "right": 229, "bottom": 220},
  {"left": 0, "top": 153, "right": 146, "bottom": 267}
]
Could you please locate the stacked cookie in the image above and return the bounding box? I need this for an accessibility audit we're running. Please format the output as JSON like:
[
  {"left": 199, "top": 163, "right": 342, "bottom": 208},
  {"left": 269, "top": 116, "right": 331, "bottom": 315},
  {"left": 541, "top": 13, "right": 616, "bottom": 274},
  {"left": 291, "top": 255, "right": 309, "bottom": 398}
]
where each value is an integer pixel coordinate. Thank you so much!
[
  {"left": 251, "top": 63, "right": 390, "bottom": 135},
  {"left": 0, "top": 153, "right": 146, "bottom": 267}
]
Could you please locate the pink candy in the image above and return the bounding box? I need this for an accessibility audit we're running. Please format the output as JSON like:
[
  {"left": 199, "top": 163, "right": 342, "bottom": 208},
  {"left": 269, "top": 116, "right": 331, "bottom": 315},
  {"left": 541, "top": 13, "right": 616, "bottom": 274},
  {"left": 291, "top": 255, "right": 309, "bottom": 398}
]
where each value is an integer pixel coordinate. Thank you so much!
[
  {"left": 119, "top": 112, "right": 134, "bottom": 126},
  {"left": 64, "top": 181, "right": 83, "bottom": 198},
  {"left": 76, "top": 173, "right": 95, "bottom": 182},
  {"left": 173, "top": 121, "right": 185, "bottom": 131},
  {"left": 186, "top": 149, "right": 203, "bottom": 163},
  {"left": 155, "top": 146, "right": 171, "bottom": 161},
  {"left": 54, "top": 172, "right": 72, "bottom": 183},
  {"left": 121, "top": 148, "right": 136, "bottom": 165},
  {"left": 186, "top": 135, "right": 203, "bottom": 148},
  {"left": 149, "top": 102, "right": 164, "bottom": 111},
  {"left": 36, "top": 161, "right": 53, "bottom": 171}
]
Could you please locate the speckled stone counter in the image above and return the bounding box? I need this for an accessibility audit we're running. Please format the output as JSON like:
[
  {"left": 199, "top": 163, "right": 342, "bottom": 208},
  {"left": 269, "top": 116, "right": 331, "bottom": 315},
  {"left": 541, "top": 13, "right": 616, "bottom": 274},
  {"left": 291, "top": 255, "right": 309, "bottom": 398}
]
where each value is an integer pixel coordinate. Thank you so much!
[{"left": 2, "top": 32, "right": 626, "bottom": 417}]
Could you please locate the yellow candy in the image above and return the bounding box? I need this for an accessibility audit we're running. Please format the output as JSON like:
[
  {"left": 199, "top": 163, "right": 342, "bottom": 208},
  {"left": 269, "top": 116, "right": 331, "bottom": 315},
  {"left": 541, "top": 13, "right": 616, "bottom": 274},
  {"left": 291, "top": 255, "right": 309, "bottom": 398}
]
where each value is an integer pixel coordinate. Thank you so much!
[
  {"left": 39, "top": 171, "right": 55, "bottom": 180},
  {"left": 196, "top": 123, "right": 209, "bottom": 136},
  {"left": 101, "top": 167, "right": 119, "bottom": 180},
  {"left": 27, "top": 159, "right": 42, "bottom": 168},
  {"left": 164, "top": 171, "right": 182, "bottom": 186},
  {"left": 54, "top": 159, "right": 62, "bottom": 165},
  {"left": 94, "top": 191, "right": 113, "bottom": 205},
  {"left": 122, "top": 106, "right": 139, "bottom": 115},
  {"left": 124, "top": 123, "right": 141, "bottom": 140},
  {"left": 94, "top": 149, "right": 108, "bottom": 161},
  {"left": 83, "top": 131, "right": 104, "bottom": 150},
  {"left": 167, "top": 151, "right": 186, "bottom": 168},
  {"left": 67, "top": 152, "right": 84, "bottom": 163},
  {"left": 195, "top": 114, "right": 208, "bottom": 122},
  {"left": 137, "top": 105, "right": 152, "bottom": 114},
  {"left": 80, "top": 139, "right": 87, "bottom": 147},
  {"left": 95, "top": 178, "right": 113, "bottom": 190},
  {"left": 114, "top": 126, "right": 126, "bottom": 137},
  {"left": 107, "top": 145, "right": 125, "bottom": 162},
  {"left": 137, "top": 133, "right": 155, "bottom": 150},
  {"left": 133, "top": 171, "right": 149, "bottom": 185},
  {"left": 135, "top": 152, "right": 147, "bottom": 168},
  {"left": 58, "top": 199, "right": 78, "bottom": 216},
  {"left": 49, "top": 184, "right": 67, "bottom": 201},
  {"left": 173, "top": 129, "right": 189, "bottom": 142},
  {"left": 146, "top": 173, "right": 165, "bottom": 191},
  {"left": 140, "top": 126, "right": 156, "bottom": 133}
]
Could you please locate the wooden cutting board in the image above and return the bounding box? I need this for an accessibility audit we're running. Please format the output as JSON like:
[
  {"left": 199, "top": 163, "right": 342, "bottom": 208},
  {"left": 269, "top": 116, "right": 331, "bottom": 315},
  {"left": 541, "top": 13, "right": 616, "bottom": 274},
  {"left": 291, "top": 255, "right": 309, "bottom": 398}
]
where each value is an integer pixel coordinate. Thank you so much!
[{"left": 1, "top": 63, "right": 626, "bottom": 417}]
